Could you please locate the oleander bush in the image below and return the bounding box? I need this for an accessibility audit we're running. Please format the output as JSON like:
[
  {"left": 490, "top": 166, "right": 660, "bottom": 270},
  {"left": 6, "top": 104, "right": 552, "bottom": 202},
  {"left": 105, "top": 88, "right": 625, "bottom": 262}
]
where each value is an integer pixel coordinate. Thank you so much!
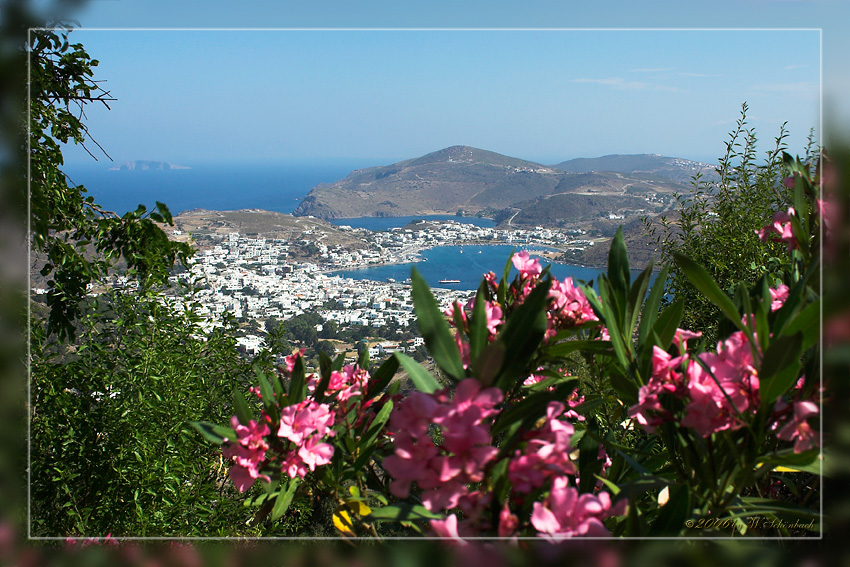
[{"left": 197, "top": 155, "right": 824, "bottom": 538}]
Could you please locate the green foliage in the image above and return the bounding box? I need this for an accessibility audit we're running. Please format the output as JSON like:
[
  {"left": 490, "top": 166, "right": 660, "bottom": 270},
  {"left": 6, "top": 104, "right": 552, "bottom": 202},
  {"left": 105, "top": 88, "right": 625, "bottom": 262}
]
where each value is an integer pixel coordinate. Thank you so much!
[
  {"left": 30, "top": 290, "right": 265, "bottom": 536},
  {"left": 646, "top": 102, "right": 818, "bottom": 340},
  {"left": 28, "top": 28, "right": 192, "bottom": 340}
]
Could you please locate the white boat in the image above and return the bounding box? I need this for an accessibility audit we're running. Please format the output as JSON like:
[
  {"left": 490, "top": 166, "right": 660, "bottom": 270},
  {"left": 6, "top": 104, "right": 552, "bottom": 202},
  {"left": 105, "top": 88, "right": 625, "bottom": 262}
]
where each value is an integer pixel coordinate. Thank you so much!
[{"left": 439, "top": 279, "right": 461, "bottom": 284}]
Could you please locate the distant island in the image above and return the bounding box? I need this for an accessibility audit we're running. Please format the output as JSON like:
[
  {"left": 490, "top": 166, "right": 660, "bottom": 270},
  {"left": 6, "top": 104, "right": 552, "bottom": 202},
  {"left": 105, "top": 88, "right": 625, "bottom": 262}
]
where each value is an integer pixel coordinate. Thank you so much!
[
  {"left": 293, "top": 145, "right": 715, "bottom": 224},
  {"left": 109, "top": 160, "right": 191, "bottom": 171}
]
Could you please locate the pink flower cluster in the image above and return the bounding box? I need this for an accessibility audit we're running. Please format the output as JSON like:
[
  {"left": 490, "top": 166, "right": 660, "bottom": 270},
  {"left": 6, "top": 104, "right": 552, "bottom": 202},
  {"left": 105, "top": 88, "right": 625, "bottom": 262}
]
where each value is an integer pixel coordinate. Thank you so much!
[
  {"left": 769, "top": 284, "right": 790, "bottom": 312},
  {"left": 318, "top": 363, "right": 371, "bottom": 402},
  {"left": 629, "top": 329, "right": 760, "bottom": 437},
  {"left": 775, "top": 400, "right": 820, "bottom": 453},
  {"left": 383, "top": 379, "right": 502, "bottom": 515},
  {"left": 221, "top": 352, "right": 363, "bottom": 492},
  {"left": 512, "top": 252, "right": 597, "bottom": 333},
  {"left": 278, "top": 400, "right": 336, "bottom": 478},
  {"left": 531, "top": 476, "right": 625, "bottom": 540},
  {"left": 447, "top": 295, "right": 505, "bottom": 369},
  {"left": 549, "top": 276, "right": 598, "bottom": 331},
  {"left": 222, "top": 417, "right": 272, "bottom": 492},
  {"left": 508, "top": 401, "right": 577, "bottom": 492},
  {"left": 757, "top": 207, "right": 797, "bottom": 252}
]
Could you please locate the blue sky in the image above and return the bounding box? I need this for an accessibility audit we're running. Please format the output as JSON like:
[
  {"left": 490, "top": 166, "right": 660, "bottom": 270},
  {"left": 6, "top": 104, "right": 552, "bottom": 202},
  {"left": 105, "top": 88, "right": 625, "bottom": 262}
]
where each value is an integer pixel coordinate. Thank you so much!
[{"left": 53, "top": 1, "right": 842, "bottom": 167}]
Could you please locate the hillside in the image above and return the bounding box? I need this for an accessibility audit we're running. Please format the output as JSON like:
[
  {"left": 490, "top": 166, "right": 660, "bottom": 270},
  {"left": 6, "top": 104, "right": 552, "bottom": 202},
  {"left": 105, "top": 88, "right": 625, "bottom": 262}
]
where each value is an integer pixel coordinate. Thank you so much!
[
  {"left": 171, "top": 209, "right": 371, "bottom": 254},
  {"left": 293, "top": 146, "right": 695, "bottom": 224},
  {"left": 552, "top": 154, "right": 716, "bottom": 185}
]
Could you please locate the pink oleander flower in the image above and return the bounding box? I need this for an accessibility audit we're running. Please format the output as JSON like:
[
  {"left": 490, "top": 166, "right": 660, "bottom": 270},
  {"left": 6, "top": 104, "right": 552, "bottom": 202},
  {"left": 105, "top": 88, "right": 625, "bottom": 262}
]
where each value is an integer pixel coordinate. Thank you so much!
[
  {"left": 508, "top": 402, "right": 576, "bottom": 492},
  {"left": 483, "top": 300, "right": 504, "bottom": 336},
  {"left": 222, "top": 417, "right": 271, "bottom": 492},
  {"left": 281, "top": 451, "right": 308, "bottom": 479},
  {"left": 430, "top": 514, "right": 467, "bottom": 545},
  {"left": 297, "top": 435, "right": 335, "bottom": 471},
  {"left": 384, "top": 380, "right": 502, "bottom": 512},
  {"left": 327, "top": 364, "right": 370, "bottom": 401},
  {"left": 523, "top": 373, "right": 547, "bottom": 386},
  {"left": 757, "top": 207, "right": 797, "bottom": 252},
  {"left": 777, "top": 400, "right": 820, "bottom": 453},
  {"left": 549, "top": 276, "right": 598, "bottom": 329},
  {"left": 284, "top": 349, "right": 306, "bottom": 373},
  {"left": 672, "top": 328, "right": 702, "bottom": 353},
  {"left": 499, "top": 502, "right": 520, "bottom": 538},
  {"left": 769, "top": 284, "right": 790, "bottom": 312},
  {"left": 277, "top": 400, "right": 335, "bottom": 444},
  {"left": 512, "top": 251, "right": 542, "bottom": 279},
  {"left": 530, "top": 476, "right": 625, "bottom": 540},
  {"left": 630, "top": 330, "right": 760, "bottom": 437},
  {"left": 223, "top": 443, "right": 270, "bottom": 492},
  {"left": 456, "top": 333, "right": 471, "bottom": 369}
]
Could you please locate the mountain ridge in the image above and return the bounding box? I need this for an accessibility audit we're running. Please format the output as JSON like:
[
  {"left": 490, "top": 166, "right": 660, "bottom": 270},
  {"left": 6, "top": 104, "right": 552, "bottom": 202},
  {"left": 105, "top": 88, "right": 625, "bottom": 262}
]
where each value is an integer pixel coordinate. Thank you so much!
[{"left": 293, "top": 146, "right": 703, "bottom": 224}]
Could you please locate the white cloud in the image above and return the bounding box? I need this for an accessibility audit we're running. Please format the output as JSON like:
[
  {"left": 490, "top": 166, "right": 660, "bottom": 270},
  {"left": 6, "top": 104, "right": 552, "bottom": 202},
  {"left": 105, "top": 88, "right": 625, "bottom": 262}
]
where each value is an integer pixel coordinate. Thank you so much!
[
  {"left": 572, "top": 77, "right": 681, "bottom": 92},
  {"left": 628, "top": 67, "right": 674, "bottom": 73}
]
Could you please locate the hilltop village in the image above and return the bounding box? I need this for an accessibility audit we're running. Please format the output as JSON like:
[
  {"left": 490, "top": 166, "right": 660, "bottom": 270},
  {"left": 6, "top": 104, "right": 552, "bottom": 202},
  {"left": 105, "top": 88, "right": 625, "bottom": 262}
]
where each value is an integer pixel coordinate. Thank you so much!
[{"left": 158, "top": 216, "right": 599, "bottom": 362}]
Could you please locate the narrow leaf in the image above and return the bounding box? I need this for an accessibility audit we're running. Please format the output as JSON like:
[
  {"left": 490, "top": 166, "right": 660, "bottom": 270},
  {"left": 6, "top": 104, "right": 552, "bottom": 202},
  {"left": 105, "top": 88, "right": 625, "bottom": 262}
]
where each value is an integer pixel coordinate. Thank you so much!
[
  {"left": 411, "top": 267, "right": 464, "bottom": 380},
  {"left": 271, "top": 477, "right": 301, "bottom": 520},
  {"left": 395, "top": 352, "right": 441, "bottom": 394},
  {"left": 760, "top": 332, "right": 804, "bottom": 406},
  {"left": 232, "top": 388, "right": 253, "bottom": 426},
  {"left": 608, "top": 226, "right": 631, "bottom": 297},
  {"left": 673, "top": 252, "right": 742, "bottom": 330}
]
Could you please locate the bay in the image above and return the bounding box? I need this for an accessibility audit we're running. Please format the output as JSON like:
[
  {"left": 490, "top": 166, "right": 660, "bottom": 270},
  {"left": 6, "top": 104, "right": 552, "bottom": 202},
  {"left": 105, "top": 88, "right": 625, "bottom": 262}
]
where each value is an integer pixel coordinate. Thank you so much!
[{"left": 333, "top": 244, "right": 646, "bottom": 291}]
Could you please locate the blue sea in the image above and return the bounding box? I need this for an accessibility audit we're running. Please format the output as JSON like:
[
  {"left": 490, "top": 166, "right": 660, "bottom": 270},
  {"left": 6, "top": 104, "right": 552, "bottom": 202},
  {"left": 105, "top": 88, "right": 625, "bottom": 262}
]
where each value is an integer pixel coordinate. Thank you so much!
[
  {"left": 62, "top": 162, "right": 368, "bottom": 216},
  {"left": 334, "top": 244, "right": 651, "bottom": 291}
]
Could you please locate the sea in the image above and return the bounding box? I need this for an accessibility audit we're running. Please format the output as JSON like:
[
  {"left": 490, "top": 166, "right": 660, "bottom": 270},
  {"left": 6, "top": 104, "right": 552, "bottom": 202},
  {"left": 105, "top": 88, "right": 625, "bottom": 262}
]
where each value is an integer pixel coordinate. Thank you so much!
[
  {"left": 62, "top": 162, "right": 643, "bottom": 291},
  {"left": 333, "top": 244, "right": 650, "bottom": 291}
]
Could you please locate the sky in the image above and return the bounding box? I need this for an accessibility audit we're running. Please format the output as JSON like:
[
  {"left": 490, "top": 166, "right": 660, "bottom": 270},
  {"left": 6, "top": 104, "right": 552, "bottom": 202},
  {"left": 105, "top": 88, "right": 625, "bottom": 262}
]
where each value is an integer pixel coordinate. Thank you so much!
[{"left": 46, "top": 0, "right": 844, "bottom": 168}]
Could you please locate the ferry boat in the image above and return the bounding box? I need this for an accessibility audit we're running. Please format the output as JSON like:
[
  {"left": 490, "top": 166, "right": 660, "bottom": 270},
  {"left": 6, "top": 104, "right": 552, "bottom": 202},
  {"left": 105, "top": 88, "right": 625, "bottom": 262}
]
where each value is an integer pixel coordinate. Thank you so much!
[{"left": 439, "top": 279, "right": 461, "bottom": 284}]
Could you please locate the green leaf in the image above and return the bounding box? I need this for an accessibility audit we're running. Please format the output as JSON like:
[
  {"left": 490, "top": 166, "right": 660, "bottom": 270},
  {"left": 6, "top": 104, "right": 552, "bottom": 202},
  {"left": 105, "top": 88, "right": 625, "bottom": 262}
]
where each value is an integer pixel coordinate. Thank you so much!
[
  {"left": 411, "top": 267, "right": 465, "bottom": 381},
  {"left": 673, "top": 252, "right": 742, "bottom": 331},
  {"left": 394, "top": 352, "right": 441, "bottom": 394},
  {"left": 578, "top": 424, "right": 603, "bottom": 493},
  {"left": 255, "top": 367, "right": 277, "bottom": 414},
  {"left": 358, "top": 399, "right": 393, "bottom": 450},
  {"left": 365, "top": 354, "right": 400, "bottom": 399},
  {"left": 470, "top": 342, "right": 505, "bottom": 387},
  {"left": 369, "top": 503, "right": 442, "bottom": 522},
  {"left": 312, "top": 366, "right": 333, "bottom": 402},
  {"left": 232, "top": 388, "right": 253, "bottom": 426},
  {"left": 760, "top": 332, "right": 804, "bottom": 406},
  {"left": 597, "top": 277, "right": 631, "bottom": 370},
  {"left": 319, "top": 352, "right": 333, "bottom": 384},
  {"left": 188, "top": 421, "right": 236, "bottom": 446},
  {"left": 781, "top": 300, "right": 820, "bottom": 351},
  {"left": 271, "top": 478, "right": 301, "bottom": 520},
  {"left": 626, "top": 263, "right": 653, "bottom": 340},
  {"left": 638, "top": 264, "right": 670, "bottom": 347},
  {"left": 608, "top": 226, "right": 631, "bottom": 297},
  {"left": 289, "top": 353, "right": 307, "bottom": 403},
  {"left": 652, "top": 299, "right": 685, "bottom": 349},
  {"left": 468, "top": 282, "right": 490, "bottom": 361},
  {"left": 493, "top": 278, "right": 551, "bottom": 390},
  {"left": 649, "top": 484, "right": 691, "bottom": 536}
]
